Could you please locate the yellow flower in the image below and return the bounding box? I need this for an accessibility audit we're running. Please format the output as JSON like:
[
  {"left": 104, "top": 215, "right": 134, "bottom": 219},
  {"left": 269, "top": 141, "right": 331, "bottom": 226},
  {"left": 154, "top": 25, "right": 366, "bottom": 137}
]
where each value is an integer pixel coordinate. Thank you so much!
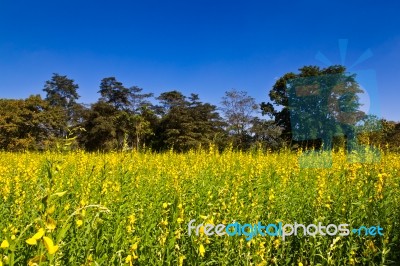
[
  {"left": 76, "top": 220, "right": 83, "bottom": 227},
  {"left": 46, "top": 217, "right": 57, "bottom": 231},
  {"left": 199, "top": 244, "right": 205, "bottom": 257},
  {"left": 47, "top": 205, "right": 55, "bottom": 215},
  {"left": 274, "top": 238, "right": 281, "bottom": 249},
  {"left": 26, "top": 237, "right": 37, "bottom": 245},
  {"left": 125, "top": 254, "right": 132, "bottom": 263},
  {"left": 246, "top": 240, "right": 252, "bottom": 248},
  {"left": 43, "top": 236, "right": 59, "bottom": 255},
  {"left": 1, "top": 239, "right": 9, "bottom": 248},
  {"left": 177, "top": 217, "right": 184, "bottom": 224},
  {"left": 162, "top": 203, "right": 168, "bottom": 209},
  {"left": 198, "top": 225, "right": 205, "bottom": 235},
  {"left": 128, "top": 214, "right": 136, "bottom": 224},
  {"left": 160, "top": 219, "right": 168, "bottom": 227},
  {"left": 132, "top": 252, "right": 138, "bottom": 259},
  {"left": 32, "top": 228, "right": 45, "bottom": 240},
  {"left": 131, "top": 242, "right": 138, "bottom": 251},
  {"left": 298, "top": 262, "right": 303, "bottom": 266},
  {"left": 179, "top": 255, "right": 186, "bottom": 266}
]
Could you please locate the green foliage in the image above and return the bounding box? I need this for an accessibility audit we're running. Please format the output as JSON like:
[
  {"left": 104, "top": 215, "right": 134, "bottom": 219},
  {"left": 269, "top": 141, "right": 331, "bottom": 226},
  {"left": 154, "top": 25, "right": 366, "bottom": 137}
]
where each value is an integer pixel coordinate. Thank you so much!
[
  {"left": 262, "top": 65, "right": 365, "bottom": 150},
  {"left": 0, "top": 95, "right": 64, "bottom": 151},
  {"left": 154, "top": 91, "right": 225, "bottom": 151},
  {"left": 1, "top": 70, "right": 399, "bottom": 152},
  {"left": 98, "top": 77, "right": 131, "bottom": 111},
  {"left": 220, "top": 89, "right": 259, "bottom": 149},
  {"left": 43, "top": 73, "right": 80, "bottom": 110}
]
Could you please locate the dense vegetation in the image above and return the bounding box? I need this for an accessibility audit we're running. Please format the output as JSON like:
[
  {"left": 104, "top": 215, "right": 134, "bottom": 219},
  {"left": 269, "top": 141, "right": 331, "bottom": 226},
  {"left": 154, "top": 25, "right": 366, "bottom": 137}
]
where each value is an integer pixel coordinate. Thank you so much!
[
  {"left": 0, "top": 149, "right": 399, "bottom": 265},
  {"left": 1, "top": 66, "right": 399, "bottom": 152}
]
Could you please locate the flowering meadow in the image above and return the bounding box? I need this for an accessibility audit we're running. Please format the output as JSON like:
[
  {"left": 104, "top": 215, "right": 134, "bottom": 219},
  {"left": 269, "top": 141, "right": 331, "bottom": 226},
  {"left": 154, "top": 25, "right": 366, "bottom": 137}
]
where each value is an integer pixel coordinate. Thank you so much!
[{"left": 0, "top": 148, "right": 399, "bottom": 265}]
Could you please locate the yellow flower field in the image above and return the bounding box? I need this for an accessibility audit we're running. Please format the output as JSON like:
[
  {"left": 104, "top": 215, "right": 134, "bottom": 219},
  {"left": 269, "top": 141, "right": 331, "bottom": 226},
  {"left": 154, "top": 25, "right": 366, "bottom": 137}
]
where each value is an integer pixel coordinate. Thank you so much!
[{"left": 0, "top": 148, "right": 399, "bottom": 265}]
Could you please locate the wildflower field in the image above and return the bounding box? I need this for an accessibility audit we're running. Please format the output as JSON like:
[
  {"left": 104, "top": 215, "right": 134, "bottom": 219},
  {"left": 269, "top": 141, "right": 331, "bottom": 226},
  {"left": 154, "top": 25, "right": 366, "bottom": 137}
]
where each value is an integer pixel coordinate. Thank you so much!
[{"left": 0, "top": 148, "right": 399, "bottom": 265}]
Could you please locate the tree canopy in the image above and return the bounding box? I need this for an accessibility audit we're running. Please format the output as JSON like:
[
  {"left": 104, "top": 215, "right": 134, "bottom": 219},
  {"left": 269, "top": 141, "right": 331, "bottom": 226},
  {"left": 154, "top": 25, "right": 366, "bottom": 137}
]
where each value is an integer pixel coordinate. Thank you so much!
[{"left": 0, "top": 68, "right": 398, "bottom": 152}]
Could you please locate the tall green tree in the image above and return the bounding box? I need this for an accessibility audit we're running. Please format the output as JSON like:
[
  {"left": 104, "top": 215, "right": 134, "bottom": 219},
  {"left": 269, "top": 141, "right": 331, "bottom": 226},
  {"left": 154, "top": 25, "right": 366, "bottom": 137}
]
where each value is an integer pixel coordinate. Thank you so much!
[
  {"left": 0, "top": 95, "right": 63, "bottom": 151},
  {"left": 98, "top": 77, "right": 131, "bottom": 110},
  {"left": 83, "top": 79, "right": 156, "bottom": 151},
  {"left": 154, "top": 91, "right": 193, "bottom": 151},
  {"left": 153, "top": 91, "right": 224, "bottom": 151},
  {"left": 250, "top": 118, "right": 283, "bottom": 150},
  {"left": 220, "top": 89, "right": 258, "bottom": 149},
  {"left": 42, "top": 73, "right": 81, "bottom": 138},
  {"left": 128, "top": 86, "right": 154, "bottom": 112},
  {"left": 127, "top": 86, "right": 155, "bottom": 150},
  {"left": 79, "top": 101, "right": 118, "bottom": 151},
  {"left": 188, "top": 94, "right": 226, "bottom": 149},
  {"left": 262, "top": 65, "right": 364, "bottom": 149},
  {"left": 43, "top": 73, "right": 80, "bottom": 109}
]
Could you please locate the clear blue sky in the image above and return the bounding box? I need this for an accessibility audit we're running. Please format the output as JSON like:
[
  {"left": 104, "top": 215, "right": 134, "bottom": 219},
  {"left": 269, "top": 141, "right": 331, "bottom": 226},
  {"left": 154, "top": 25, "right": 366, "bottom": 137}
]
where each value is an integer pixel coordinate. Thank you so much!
[{"left": 0, "top": 0, "right": 399, "bottom": 121}]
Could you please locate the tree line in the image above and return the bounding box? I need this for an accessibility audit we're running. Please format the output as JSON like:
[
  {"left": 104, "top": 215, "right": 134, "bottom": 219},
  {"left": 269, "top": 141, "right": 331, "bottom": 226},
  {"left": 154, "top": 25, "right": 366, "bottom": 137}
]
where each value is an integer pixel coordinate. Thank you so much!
[{"left": 0, "top": 65, "right": 399, "bottom": 152}]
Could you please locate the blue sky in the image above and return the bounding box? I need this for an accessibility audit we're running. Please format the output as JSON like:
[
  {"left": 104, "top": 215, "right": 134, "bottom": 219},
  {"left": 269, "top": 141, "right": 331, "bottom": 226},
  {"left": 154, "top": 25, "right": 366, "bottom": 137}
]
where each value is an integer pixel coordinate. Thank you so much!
[{"left": 0, "top": 0, "right": 399, "bottom": 121}]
